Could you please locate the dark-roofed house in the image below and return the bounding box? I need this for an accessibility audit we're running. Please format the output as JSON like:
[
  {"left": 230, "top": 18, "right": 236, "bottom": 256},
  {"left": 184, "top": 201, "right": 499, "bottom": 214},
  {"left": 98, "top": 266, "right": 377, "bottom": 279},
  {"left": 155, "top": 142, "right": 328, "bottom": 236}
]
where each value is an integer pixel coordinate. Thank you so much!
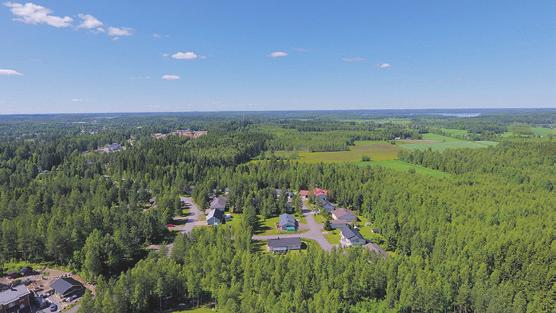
[
  {"left": 210, "top": 196, "right": 227, "bottom": 211},
  {"left": 331, "top": 208, "right": 357, "bottom": 223},
  {"left": 278, "top": 214, "right": 298, "bottom": 231},
  {"left": 329, "top": 220, "right": 350, "bottom": 230},
  {"left": 0, "top": 284, "right": 31, "bottom": 313},
  {"left": 207, "top": 209, "right": 225, "bottom": 225},
  {"left": 340, "top": 227, "right": 366, "bottom": 247},
  {"left": 50, "top": 277, "right": 84, "bottom": 298},
  {"left": 317, "top": 196, "right": 335, "bottom": 213},
  {"left": 267, "top": 237, "right": 302, "bottom": 253}
]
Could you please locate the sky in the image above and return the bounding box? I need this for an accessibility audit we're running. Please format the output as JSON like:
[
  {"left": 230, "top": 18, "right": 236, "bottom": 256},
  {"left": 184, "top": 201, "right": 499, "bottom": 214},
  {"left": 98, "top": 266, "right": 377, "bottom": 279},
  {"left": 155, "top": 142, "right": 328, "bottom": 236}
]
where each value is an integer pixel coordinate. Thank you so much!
[{"left": 1, "top": 0, "right": 555, "bottom": 114}]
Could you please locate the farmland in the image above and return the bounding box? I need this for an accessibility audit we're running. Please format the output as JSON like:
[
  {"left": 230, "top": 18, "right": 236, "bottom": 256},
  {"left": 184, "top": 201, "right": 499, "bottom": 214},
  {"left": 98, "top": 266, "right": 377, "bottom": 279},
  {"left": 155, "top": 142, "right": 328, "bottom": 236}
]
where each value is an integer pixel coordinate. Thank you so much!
[{"left": 267, "top": 134, "right": 498, "bottom": 177}]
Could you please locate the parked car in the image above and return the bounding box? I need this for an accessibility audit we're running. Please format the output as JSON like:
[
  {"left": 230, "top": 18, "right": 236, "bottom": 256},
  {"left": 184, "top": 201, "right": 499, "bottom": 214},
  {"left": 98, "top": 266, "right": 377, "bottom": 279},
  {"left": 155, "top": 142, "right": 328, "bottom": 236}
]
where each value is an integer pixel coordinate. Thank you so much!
[{"left": 49, "top": 304, "right": 58, "bottom": 312}]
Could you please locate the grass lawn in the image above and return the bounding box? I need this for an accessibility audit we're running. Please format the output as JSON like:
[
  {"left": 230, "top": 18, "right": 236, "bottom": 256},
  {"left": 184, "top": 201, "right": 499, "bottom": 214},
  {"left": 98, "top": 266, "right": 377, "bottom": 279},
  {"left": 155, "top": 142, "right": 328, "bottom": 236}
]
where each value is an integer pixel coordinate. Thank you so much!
[
  {"left": 314, "top": 214, "right": 328, "bottom": 224},
  {"left": 324, "top": 230, "right": 340, "bottom": 245},
  {"left": 255, "top": 215, "right": 306, "bottom": 235}
]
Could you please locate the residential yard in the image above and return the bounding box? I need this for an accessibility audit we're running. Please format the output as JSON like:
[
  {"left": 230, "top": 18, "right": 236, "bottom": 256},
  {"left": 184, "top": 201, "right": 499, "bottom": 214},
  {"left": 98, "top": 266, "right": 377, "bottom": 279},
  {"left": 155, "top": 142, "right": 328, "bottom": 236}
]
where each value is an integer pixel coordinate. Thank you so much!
[
  {"left": 255, "top": 215, "right": 307, "bottom": 236},
  {"left": 323, "top": 230, "right": 340, "bottom": 245}
]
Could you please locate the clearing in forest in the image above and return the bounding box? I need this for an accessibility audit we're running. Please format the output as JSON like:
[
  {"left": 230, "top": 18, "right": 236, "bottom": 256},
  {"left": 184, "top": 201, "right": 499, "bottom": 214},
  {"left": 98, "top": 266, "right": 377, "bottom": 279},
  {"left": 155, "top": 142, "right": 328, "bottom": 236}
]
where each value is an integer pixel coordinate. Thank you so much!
[{"left": 397, "top": 133, "right": 498, "bottom": 151}]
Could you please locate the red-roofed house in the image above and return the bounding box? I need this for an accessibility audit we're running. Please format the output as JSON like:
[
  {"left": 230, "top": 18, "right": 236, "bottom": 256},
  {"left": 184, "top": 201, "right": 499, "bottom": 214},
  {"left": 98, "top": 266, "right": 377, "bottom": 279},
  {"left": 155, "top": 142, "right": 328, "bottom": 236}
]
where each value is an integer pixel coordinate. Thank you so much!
[
  {"left": 299, "top": 190, "right": 309, "bottom": 198},
  {"left": 313, "top": 188, "right": 328, "bottom": 197}
]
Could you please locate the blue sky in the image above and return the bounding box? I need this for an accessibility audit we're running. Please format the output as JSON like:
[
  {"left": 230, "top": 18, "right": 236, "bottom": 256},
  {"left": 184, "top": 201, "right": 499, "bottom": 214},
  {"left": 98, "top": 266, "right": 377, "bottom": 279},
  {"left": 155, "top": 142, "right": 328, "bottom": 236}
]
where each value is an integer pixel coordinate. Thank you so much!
[{"left": 1, "top": 0, "right": 555, "bottom": 113}]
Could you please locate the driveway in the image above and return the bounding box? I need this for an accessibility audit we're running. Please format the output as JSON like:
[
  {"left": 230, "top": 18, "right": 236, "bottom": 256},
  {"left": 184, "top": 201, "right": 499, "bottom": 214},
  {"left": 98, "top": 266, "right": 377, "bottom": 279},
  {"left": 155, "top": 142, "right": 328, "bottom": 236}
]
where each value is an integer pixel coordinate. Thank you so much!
[
  {"left": 170, "top": 197, "right": 206, "bottom": 234},
  {"left": 253, "top": 201, "right": 336, "bottom": 251}
]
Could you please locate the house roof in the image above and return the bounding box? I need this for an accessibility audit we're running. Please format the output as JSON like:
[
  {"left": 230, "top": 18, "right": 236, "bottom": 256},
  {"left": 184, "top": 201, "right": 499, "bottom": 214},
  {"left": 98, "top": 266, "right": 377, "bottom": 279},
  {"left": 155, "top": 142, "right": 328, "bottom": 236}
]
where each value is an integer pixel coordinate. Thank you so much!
[
  {"left": 299, "top": 190, "right": 309, "bottom": 197},
  {"left": 341, "top": 226, "right": 364, "bottom": 241},
  {"left": 279, "top": 214, "right": 296, "bottom": 227},
  {"left": 50, "top": 277, "right": 83, "bottom": 296},
  {"left": 0, "top": 284, "right": 30, "bottom": 305},
  {"left": 313, "top": 188, "right": 328, "bottom": 197},
  {"left": 267, "top": 237, "right": 302, "bottom": 250},
  {"left": 210, "top": 196, "right": 227, "bottom": 210},
  {"left": 207, "top": 209, "right": 224, "bottom": 220},
  {"left": 332, "top": 208, "right": 357, "bottom": 221}
]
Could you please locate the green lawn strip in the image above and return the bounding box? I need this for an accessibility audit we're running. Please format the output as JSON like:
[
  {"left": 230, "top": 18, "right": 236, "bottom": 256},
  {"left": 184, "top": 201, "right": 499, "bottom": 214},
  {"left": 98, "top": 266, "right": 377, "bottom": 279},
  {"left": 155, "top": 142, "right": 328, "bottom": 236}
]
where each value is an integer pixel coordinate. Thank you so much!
[{"left": 323, "top": 230, "right": 340, "bottom": 245}]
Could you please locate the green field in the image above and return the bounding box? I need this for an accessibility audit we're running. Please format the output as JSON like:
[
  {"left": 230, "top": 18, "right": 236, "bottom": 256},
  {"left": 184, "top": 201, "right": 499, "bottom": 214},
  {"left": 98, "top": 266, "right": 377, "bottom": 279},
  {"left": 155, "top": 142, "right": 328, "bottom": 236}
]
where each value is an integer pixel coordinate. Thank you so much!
[
  {"left": 531, "top": 127, "right": 556, "bottom": 136},
  {"left": 290, "top": 140, "right": 399, "bottom": 163},
  {"left": 439, "top": 128, "right": 469, "bottom": 137},
  {"left": 397, "top": 133, "right": 498, "bottom": 151},
  {"left": 268, "top": 135, "right": 498, "bottom": 177}
]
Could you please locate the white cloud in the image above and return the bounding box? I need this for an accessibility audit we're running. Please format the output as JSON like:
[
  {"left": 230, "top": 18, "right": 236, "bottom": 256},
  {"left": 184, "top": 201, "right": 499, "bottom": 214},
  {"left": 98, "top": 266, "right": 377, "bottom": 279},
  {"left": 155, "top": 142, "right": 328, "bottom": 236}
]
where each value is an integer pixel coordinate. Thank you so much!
[
  {"left": 4, "top": 2, "right": 73, "bottom": 28},
  {"left": 77, "top": 13, "right": 103, "bottom": 31},
  {"left": 162, "top": 74, "right": 180, "bottom": 80},
  {"left": 342, "top": 57, "right": 366, "bottom": 63},
  {"left": 171, "top": 51, "right": 198, "bottom": 60},
  {"left": 71, "top": 98, "right": 83, "bottom": 102},
  {"left": 0, "top": 69, "right": 23, "bottom": 76},
  {"left": 269, "top": 51, "right": 288, "bottom": 58},
  {"left": 107, "top": 26, "right": 133, "bottom": 37},
  {"left": 377, "top": 63, "right": 392, "bottom": 69}
]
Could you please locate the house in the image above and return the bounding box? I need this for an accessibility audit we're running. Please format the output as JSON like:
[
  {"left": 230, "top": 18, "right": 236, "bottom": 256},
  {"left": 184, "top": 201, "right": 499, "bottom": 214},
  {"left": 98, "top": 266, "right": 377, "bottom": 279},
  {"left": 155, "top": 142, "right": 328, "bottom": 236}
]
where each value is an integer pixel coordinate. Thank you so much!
[
  {"left": 331, "top": 208, "right": 357, "bottom": 223},
  {"left": 313, "top": 188, "right": 328, "bottom": 198},
  {"left": 278, "top": 214, "right": 298, "bottom": 231},
  {"left": 329, "top": 220, "right": 350, "bottom": 230},
  {"left": 317, "top": 196, "right": 335, "bottom": 213},
  {"left": 50, "top": 277, "right": 84, "bottom": 298},
  {"left": 207, "top": 209, "right": 225, "bottom": 225},
  {"left": 210, "top": 196, "right": 227, "bottom": 211},
  {"left": 267, "top": 237, "right": 302, "bottom": 253},
  {"left": 299, "top": 190, "right": 309, "bottom": 199},
  {"left": 0, "top": 284, "right": 31, "bottom": 313},
  {"left": 340, "top": 226, "right": 366, "bottom": 247}
]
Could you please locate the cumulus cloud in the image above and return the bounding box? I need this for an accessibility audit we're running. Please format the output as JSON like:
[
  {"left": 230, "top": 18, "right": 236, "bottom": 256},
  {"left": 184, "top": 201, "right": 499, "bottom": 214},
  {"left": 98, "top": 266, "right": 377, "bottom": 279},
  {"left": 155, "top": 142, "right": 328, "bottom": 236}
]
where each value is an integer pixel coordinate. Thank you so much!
[
  {"left": 269, "top": 51, "right": 288, "bottom": 58},
  {"left": 107, "top": 26, "right": 133, "bottom": 37},
  {"left": 4, "top": 2, "right": 73, "bottom": 27},
  {"left": 71, "top": 98, "right": 83, "bottom": 102},
  {"left": 77, "top": 13, "right": 103, "bottom": 31},
  {"left": 171, "top": 51, "right": 198, "bottom": 60},
  {"left": 377, "top": 63, "right": 392, "bottom": 69},
  {"left": 342, "top": 57, "right": 366, "bottom": 63},
  {"left": 0, "top": 69, "right": 23, "bottom": 76},
  {"left": 162, "top": 74, "right": 180, "bottom": 80}
]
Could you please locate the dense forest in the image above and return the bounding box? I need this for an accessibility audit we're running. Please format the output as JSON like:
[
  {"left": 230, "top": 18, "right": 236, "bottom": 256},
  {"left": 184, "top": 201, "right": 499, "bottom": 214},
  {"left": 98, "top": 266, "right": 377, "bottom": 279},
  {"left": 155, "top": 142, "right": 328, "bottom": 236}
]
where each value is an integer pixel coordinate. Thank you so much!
[{"left": 0, "top": 110, "right": 554, "bottom": 313}]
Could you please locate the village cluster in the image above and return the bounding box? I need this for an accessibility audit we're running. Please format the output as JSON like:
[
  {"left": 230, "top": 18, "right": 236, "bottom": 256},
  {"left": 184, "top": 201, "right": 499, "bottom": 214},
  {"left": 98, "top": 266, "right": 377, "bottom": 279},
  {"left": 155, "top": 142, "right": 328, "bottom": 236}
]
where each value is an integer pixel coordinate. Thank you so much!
[
  {"left": 171, "top": 187, "right": 384, "bottom": 255},
  {"left": 0, "top": 266, "right": 91, "bottom": 313}
]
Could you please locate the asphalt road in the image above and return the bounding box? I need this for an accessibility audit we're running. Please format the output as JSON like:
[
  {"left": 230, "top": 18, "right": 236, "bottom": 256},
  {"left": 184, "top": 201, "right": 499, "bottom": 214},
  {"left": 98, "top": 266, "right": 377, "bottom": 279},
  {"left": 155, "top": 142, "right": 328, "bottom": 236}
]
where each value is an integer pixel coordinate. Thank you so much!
[{"left": 177, "top": 196, "right": 206, "bottom": 233}]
